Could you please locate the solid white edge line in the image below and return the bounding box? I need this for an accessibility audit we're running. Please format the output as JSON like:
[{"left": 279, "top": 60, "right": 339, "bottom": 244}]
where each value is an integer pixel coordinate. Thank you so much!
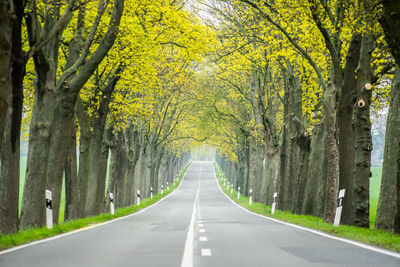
[
  {"left": 0, "top": 162, "right": 192, "bottom": 256},
  {"left": 180, "top": 162, "right": 201, "bottom": 267},
  {"left": 211, "top": 162, "right": 400, "bottom": 260}
]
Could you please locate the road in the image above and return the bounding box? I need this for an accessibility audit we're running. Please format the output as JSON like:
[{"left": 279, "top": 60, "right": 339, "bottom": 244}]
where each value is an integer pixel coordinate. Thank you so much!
[{"left": 1, "top": 161, "right": 400, "bottom": 266}]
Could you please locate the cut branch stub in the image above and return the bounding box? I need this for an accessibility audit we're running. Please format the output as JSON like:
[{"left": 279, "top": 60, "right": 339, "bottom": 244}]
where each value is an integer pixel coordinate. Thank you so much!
[
  {"left": 358, "top": 99, "right": 366, "bottom": 108},
  {"left": 364, "top": 83, "right": 372, "bottom": 90}
]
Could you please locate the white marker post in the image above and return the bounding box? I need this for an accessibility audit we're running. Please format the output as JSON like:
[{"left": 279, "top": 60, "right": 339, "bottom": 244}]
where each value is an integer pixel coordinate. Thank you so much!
[
  {"left": 334, "top": 189, "right": 345, "bottom": 227},
  {"left": 230, "top": 183, "right": 233, "bottom": 194},
  {"left": 109, "top": 192, "right": 115, "bottom": 215},
  {"left": 226, "top": 182, "right": 229, "bottom": 191},
  {"left": 45, "top": 190, "right": 53, "bottom": 229},
  {"left": 223, "top": 179, "right": 226, "bottom": 187},
  {"left": 249, "top": 189, "right": 253, "bottom": 206},
  {"left": 271, "top": 192, "right": 277, "bottom": 214},
  {"left": 161, "top": 185, "right": 164, "bottom": 194},
  {"left": 237, "top": 186, "right": 241, "bottom": 199},
  {"left": 150, "top": 187, "right": 153, "bottom": 198},
  {"left": 167, "top": 182, "right": 169, "bottom": 190},
  {"left": 137, "top": 190, "right": 141, "bottom": 206}
]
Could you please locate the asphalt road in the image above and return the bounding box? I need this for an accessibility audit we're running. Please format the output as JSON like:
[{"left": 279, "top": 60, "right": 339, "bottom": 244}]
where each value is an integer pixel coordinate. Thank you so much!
[{"left": 1, "top": 161, "right": 400, "bottom": 267}]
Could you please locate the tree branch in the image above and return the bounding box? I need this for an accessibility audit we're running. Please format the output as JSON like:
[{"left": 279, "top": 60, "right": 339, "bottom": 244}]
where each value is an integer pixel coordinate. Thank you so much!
[
  {"left": 239, "top": 0, "right": 326, "bottom": 88},
  {"left": 27, "top": 0, "right": 77, "bottom": 59}
]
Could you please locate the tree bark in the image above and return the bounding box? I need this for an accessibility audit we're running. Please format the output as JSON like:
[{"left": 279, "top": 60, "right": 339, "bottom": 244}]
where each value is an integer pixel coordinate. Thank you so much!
[
  {"left": 96, "top": 127, "right": 111, "bottom": 213},
  {"left": 380, "top": 0, "right": 400, "bottom": 65},
  {"left": 0, "top": 0, "right": 12, "bottom": 143},
  {"left": 64, "top": 119, "right": 78, "bottom": 221},
  {"left": 338, "top": 33, "right": 362, "bottom": 225},
  {"left": 302, "top": 123, "right": 326, "bottom": 216},
  {"left": 123, "top": 125, "right": 140, "bottom": 206},
  {"left": 85, "top": 92, "right": 113, "bottom": 216},
  {"left": 76, "top": 98, "right": 91, "bottom": 218},
  {"left": 375, "top": 67, "right": 400, "bottom": 232},
  {"left": 322, "top": 83, "right": 339, "bottom": 224},
  {"left": 115, "top": 131, "right": 126, "bottom": 208},
  {"left": 352, "top": 34, "right": 374, "bottom": 228},
  {"left": 0, "top": 0, "right": 19, "bottom": 234},
  {"left": 105, "top": 130, "right": 117, "bottom": 211}
]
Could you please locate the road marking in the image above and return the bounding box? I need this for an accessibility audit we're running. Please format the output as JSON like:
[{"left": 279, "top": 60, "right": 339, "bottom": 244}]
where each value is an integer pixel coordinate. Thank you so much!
[
  {"left": 211, "top": 163, "right": 400, "bottom": 260},
  {"left": 198, "top": 223, "right": 204, "bottom": 227},
  {"left": 199, "top": 229, "right": 206, "bottom": 233},
  {"left": 198, "top": 220, "right": 203, "bottom": 223},
  {"left": 180, "top": 162, "right": 202, "bottom": 267},
  {"left": 199, "top": 236, "right": 208, "bottom": 241},
  {"left": 0, "top": 164, "right": 192, "bottom": 256},
  {"left": 201, "top": 248, "right": 212, "bottom": 256}
]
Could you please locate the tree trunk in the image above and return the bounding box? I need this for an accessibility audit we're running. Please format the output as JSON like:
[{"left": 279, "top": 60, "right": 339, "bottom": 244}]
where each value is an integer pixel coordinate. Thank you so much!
[
  {"left": 123, "top": 125, "right": 140, "bottom": 206},
  {"left": 85, "top": 93, "right": 112, "bottom": 216},
  {"left": 302, "top": 123, "right": 326, "bottom": 216},
  {"left": 279, "top": 60, "right": 305, "bottom": 211},
  {"left": 338, "top": 33, "right": 362, "bottom": 225},
  {"left": 115, "top": 131, "right": 126, "bottom": 208},
  {"left": 20, "top": 78, "right": 57, "bottom": 228},
  {"left": 264, "top": 145, "right": 280, "bottom": 205},
  {"left": 106, "top": 130, "right": 117, "bottom": 211},
  {"left": 0, "top": 0, "right": 19, "bottom": 234},
  {"left": 322, "top": 83, "right": 339, "bottom": 224},
  {"left": 76, "top": 98, "right": 91, "bottom": 218},
  {"left": 64, "top": 119, "right": 78, "bottom": 221},
  {"left": 46, "top": 90, "right": 77, "bottom": 224},
  {"left": 352, "top": 34, "right": 374, "bottom": 228},
  {"left": 375, "top": 66, "right": 400, "bottom": 232},
  {"left": 292, "top": 131, "right": 310, "bottom": 214},
  {"left": 96, "top": 128, "right": 110, "bottom": 213},
  {"left": 0, "top": 0, "right": 12, "bottom": 143}
]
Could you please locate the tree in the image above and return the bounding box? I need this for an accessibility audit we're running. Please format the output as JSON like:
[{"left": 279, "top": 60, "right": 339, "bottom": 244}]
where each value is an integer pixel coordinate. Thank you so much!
[{"left": 20, "top": 0, "right": 124, "bottom": 228}]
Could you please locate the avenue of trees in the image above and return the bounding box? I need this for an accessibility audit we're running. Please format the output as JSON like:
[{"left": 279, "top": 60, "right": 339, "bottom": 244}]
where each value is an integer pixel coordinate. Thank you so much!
[
  {"left": 1, "top": 0, "right": 400, "bottom": 237},
  {"left": 0, "top": 0, "right": 210, "bottom": 234},
  {"left": 194, "top": 0, "right": 400, "bottom": 233}
]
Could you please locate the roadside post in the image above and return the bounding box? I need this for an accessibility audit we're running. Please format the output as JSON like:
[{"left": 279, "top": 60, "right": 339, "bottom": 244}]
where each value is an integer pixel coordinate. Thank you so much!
[
  {"left": 271, "top": 192, "right": 277, "bottom": 214},
  {"left": 137, "top": 190, "right": 141, "bottom": 206},
  {"left": 109, "top": 192, "right": 115, "bottom": 215},
  {"left": 161, "top": 185, "right": 164, "bottom": 194},
  {"left": 226, "top": 182, "right": 229, "bottom": 191},
  {"left": 150, "top": 187, "right": 153, "bottom": 198},
  {"left": 223, "top": 178, "right": 226, "bottom": 187},
  {"left": 334, "top": 189, "right": 345, "bottom": 227},
  {"left": 167, "top": 182, "right": 169, "bottom": 190},
  {"left": 45, "top": 190, "right": 53, "bottom": 229},
  {"left": 249, "top": 189, "right": 253, "bottom": 205},
  {"left": 237, "top": 186, "right": 241, "bottom": 199},
  {"left": 231, "top": 183, "right": 234, "bottom": 194}
]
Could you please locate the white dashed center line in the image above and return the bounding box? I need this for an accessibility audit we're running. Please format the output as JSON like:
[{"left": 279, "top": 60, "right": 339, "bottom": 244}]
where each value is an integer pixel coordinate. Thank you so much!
[
  {"left": 199, "top": 236, "right": 208, "bottom": 241},
  {"left": 201, "top": 248, "right": 212, "bottom": 256}
]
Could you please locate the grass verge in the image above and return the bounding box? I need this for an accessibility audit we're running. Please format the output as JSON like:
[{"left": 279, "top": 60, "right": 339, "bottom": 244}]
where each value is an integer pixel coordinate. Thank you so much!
[
  {"left": 213, "top": 163, "right": 400, "bottom": 253},
  {"left": 0, "top": 162, "right": 191, "bottom": 251}
]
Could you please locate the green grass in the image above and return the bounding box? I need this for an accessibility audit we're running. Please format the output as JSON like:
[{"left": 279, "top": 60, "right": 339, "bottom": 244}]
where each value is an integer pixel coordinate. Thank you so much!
[
  {"left": 0, "top": 162, "right": 191, "bottom": 250},
  {"left": 213, "top": 163, "right": 400, "bottom": 253}
]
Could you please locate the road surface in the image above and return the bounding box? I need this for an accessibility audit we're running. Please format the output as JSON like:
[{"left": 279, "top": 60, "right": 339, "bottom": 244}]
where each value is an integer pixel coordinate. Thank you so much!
[{"left": 1, "top": 161, "right": 400, "bottom": 266}]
